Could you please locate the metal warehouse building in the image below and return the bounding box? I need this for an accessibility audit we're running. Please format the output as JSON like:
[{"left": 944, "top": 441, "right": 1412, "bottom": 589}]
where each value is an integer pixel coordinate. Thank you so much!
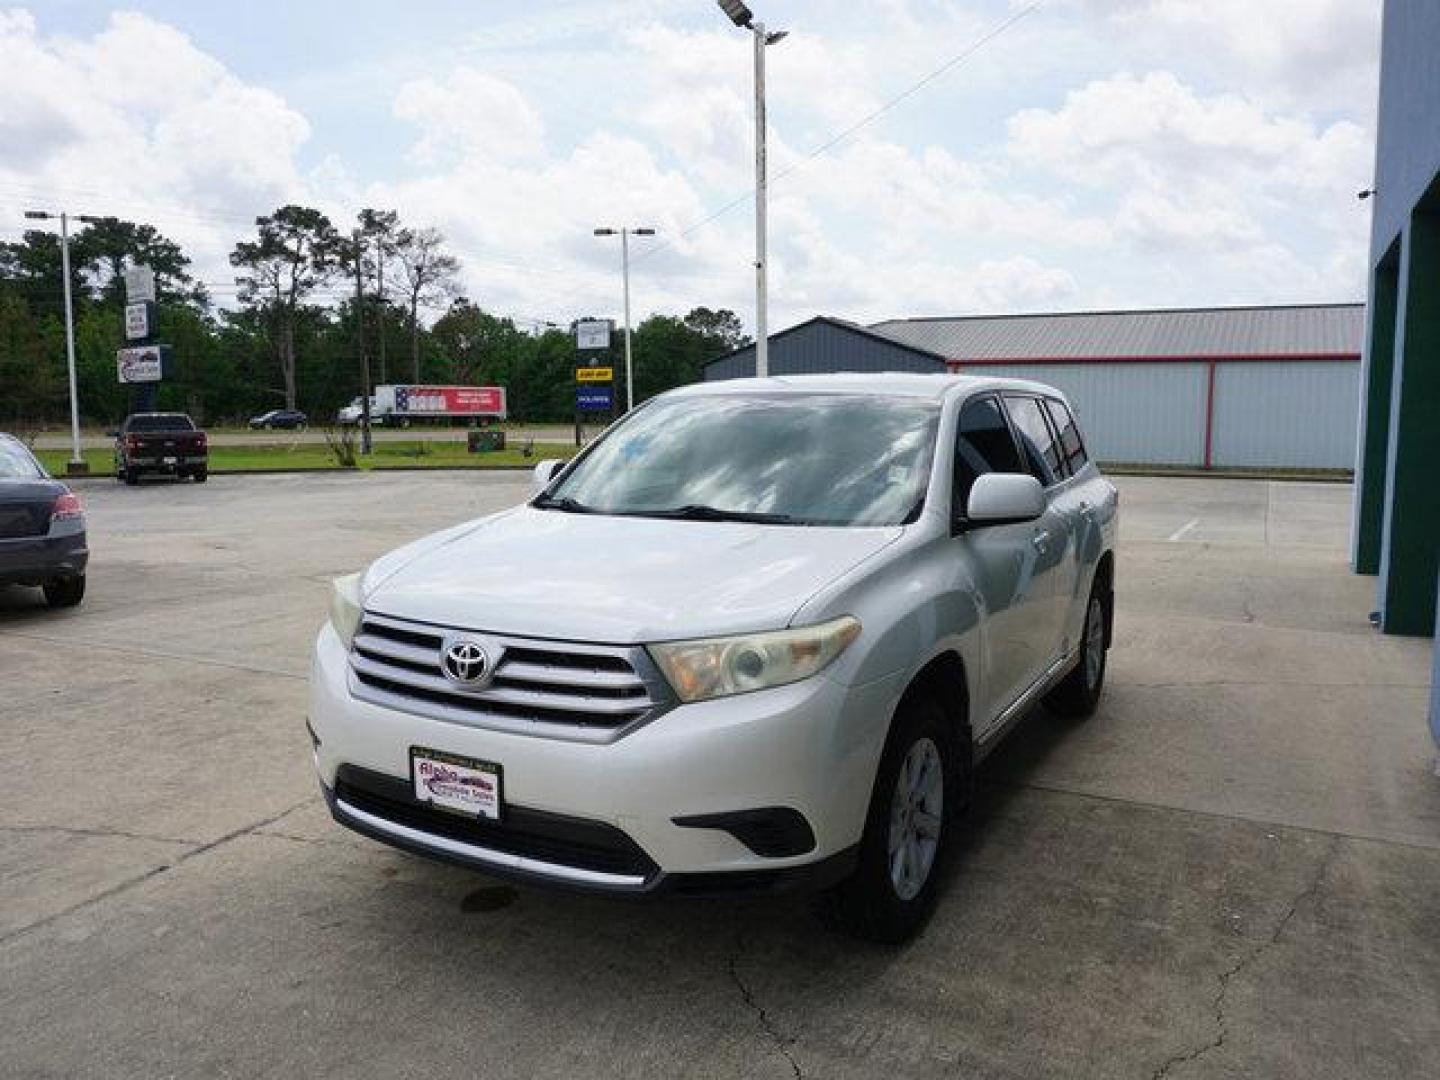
[{"left": 704, "top": 304, "right": 1364, "bottom": 471}]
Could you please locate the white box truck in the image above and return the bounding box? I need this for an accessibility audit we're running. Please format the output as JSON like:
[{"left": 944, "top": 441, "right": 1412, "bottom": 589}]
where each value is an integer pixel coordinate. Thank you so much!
[{"left": 337, "top": 385, "right": 508, "bottom": 427}]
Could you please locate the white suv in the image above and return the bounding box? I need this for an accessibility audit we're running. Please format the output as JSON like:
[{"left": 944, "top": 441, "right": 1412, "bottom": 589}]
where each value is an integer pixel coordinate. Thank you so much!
[{"left": 309, "top": 374, "right": 1118, "bottom": 941}]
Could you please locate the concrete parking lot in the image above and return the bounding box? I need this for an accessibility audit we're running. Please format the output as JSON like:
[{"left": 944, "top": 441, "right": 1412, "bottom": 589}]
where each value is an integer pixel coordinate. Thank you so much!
[{"left": 1, "top": 472, "right": 1437, "bottom": 1079}]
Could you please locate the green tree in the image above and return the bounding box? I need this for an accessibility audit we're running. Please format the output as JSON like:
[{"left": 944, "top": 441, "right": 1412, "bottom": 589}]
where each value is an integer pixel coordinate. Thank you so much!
[{"left": 230, "top": 205, "right": 341, "bottom": 410}]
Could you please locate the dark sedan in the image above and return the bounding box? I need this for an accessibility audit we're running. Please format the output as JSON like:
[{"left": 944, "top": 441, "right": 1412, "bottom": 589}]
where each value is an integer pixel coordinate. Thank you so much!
[
  {"left": 249, "top": 409, "right": 308, "bottom": 430},
  {"left": 0, "top": 434, "right": 87, "bottom": 607}
]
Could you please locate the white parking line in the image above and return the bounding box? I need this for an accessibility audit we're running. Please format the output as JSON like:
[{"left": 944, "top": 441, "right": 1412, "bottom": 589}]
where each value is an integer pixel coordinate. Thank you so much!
[{"left": 1167, "top": 518, "right": 1200, "bottom": 542}]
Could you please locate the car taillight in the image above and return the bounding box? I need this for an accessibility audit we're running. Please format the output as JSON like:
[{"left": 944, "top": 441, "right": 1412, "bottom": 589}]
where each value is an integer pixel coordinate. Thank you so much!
[
  {"left": 196, "top": 432, "right": 207, "bottom": 448},
  {"left": 125, "top": 435, "right": 141, "bottom": 450},
  {"left": 51, "top": 491, "right": 83, "bottom": 522}
]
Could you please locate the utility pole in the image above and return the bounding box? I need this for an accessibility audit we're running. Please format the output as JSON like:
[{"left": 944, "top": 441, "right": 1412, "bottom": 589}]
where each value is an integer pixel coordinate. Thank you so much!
[
  {"left": 352, "top": 233, "right": 373, "bottom": 455},
  {"left": 593, "top": 226, "right": 655, "bottom": 412},
  {"left": 24, "top": 209, "right": 100, "bottom": 474},
  {"left": 376, "top": 248, "right": 387, "bottom": 385},
  {"left": 717, "top": 1, "right": 787, "bottom": 378}
]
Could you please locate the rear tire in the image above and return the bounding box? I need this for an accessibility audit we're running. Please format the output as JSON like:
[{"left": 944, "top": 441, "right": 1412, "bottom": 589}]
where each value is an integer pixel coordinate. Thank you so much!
[
  {"left": 43, "top": 575, "right": 85, "bottom": 608},
  {"left": 825, "top": 693, "right": 964, "bottom": 944},
  {"left": 1045, "top": 580, "right": 1109, "bottom": 718},
  {"left": 123, "top": 468, "right": 139, "bottom": 486},
  {"left": 192, "top": 469, "right": 208, "bottom": 483}
]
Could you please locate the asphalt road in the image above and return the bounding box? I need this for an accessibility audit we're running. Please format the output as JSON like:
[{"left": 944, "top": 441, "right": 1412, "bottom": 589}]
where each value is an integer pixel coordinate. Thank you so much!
[{"left": 1, "top": 474, "right": 1437, "bottom": 1079}]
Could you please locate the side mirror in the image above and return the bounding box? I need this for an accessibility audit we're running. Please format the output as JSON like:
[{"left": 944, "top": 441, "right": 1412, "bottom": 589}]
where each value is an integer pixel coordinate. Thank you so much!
[
  {"left": 531, "top": 458, "right": 564, "bottom": 495},
  {"left": 964, "top": 473, "right": 1045, "bottom": 528}
]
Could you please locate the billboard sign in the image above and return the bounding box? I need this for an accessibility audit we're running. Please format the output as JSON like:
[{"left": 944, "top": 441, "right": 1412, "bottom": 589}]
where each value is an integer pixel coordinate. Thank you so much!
[
  {"left": 393, "top": 385, "right": 506, "bottom": 414},
  {"left": 123, "top": 264, "right": 156, "bottom": 304},
  {"left": 575, "top": 319, "right": 612, "bottom": 351},
  {"left": 575, "top": 366, "right": 613, "bottom": 384},
  {"left": 576, "top": 388, "right": 613, "bottom": 411},
  {"left": 124, "top": 301, "right": 152, "bottom": 341},
  {"left": 116, "top": 345, "right": 165, "bottom": 384}
]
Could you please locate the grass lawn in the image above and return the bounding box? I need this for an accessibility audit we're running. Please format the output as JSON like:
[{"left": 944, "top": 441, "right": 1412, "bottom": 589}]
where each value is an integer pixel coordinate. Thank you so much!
[{"left": 36, "top": 440, "right": 576, "bottom": 476}]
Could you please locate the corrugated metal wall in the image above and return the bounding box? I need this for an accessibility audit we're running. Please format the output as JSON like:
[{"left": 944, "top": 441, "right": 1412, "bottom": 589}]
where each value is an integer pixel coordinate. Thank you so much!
[
  {"left": 1211, "top": 362, "right": 1361, "bottom": 468},
  {"left": 705, "top": 320, "right": 945, "bottom": 381},
  {"left": 954, "top": 362, "right": 1209, "bottom": 466}
]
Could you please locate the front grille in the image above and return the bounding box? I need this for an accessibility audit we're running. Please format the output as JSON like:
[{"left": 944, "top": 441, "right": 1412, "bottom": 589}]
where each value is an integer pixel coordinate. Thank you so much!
[
  {"left": 335, "top": 765, "right": 658, "bottom": 880},
  {"left": 349, "top": 612, "right": 669, "bottom": 743}
]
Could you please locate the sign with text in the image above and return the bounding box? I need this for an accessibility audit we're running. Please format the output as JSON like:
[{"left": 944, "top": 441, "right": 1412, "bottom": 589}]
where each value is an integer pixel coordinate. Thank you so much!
[
  {"left": 575, "top": 319, "right": 612, "bottom": 351},
  {"left": 124, "top": 301, "right": 152, "bottom": 341},
  {"left": 394, "top": 385, "right": 506, "bottom": 415},
  {"left": 116, "top": 345, "right": 167, "bottom": 384},
  {"left": 575, "top": 366, "right": 613, "bottom": 384},
  {"left": 576, "top": 387, "right": 613, "bottom": 411},
  {"left": 123, "top": 264, "right": 156, "bottom": 304}
]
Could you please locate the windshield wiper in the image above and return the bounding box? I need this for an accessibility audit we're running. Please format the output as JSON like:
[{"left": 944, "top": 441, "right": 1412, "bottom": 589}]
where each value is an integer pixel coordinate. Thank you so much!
[
  {"left": 532, "top": 494, "right": 598, "bottom": 514},
  {"left": 626, "top": 504, "right": 801, "bottom": 525}
]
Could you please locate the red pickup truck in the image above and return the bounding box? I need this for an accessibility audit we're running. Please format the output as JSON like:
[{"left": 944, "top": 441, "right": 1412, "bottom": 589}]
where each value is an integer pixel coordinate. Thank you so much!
[{"left": 112, "top": 413, "right": 209, "bottom": 485}]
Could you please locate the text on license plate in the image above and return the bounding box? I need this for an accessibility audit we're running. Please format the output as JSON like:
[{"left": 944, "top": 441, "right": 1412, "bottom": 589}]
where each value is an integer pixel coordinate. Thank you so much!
[{"left": 410, "top": 747, "right": 502, "bottom": 820}]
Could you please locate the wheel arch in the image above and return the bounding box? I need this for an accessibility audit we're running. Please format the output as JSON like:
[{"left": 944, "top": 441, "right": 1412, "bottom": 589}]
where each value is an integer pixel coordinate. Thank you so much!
[{"left": 896, "top": 650, "right": 973, "bottom": 775}]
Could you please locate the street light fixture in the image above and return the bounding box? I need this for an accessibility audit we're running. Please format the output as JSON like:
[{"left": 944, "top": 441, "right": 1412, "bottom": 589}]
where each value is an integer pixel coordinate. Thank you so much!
[
  {"left": 23, "top": 209, "right": 102, "bottom": 474},
  {"left": 716, "top": 0, "right": 786, "bottom": 378},
  {"left": 593, "top": 226, "right": 656, "bottom": 412}
]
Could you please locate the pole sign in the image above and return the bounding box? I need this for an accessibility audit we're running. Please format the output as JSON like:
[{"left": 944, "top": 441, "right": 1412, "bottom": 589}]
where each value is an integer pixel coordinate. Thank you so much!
[
  {"left": 575, "top": 366, "right": 614, "bottom": 384},
  {"left": 124, "top": 301, "right": 153, "bottom": 341},
  {"left": 123, "top": 264, "right": 156, "bottom": 304},
  {"left": 575, "top": 319, "right": 612, "bottom": 351},
  {"left": 116, "top": 345, "right": 169, "bottom": 384},
  {"left": 576, "top": 387, "right": 613, "bottom": 411}
]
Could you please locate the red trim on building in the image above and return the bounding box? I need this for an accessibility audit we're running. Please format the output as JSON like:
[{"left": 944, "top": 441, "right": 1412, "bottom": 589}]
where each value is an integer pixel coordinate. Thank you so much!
[{"left": 944, "top": 352, "right": 1358, "bottom": 369}]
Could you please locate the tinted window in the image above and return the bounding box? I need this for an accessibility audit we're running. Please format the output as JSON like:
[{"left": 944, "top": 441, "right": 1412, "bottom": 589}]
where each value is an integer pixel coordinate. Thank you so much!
[
  {"left": 547, "top": 393, "right": 941, "bottom": 527},
  {"left": 1004, "top": 396, "right": 1063, "bottom": 485},
  {"left": 953, "top": 396, "right": 1024, "bottom": 514},
  {"left": 126, "top": 414, "right": 194, "bottom": 432},
  {"left": 0, "top": 439, "right": 43, "bottom": 479},
  {"left": 1043, "top": 398, "right": 1088, "bottom": 474}
]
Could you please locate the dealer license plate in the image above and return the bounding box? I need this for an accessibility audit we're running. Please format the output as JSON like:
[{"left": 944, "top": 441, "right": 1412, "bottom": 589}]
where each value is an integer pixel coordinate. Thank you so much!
[{"left": 410, "top": 747, "right": 502, "bottom": 820}]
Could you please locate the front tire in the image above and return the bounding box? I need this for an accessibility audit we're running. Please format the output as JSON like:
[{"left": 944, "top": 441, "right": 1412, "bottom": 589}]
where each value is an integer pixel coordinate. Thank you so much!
[
  {"left": 826, "top": 693, "right": 963, "bottom": 944},
  {"left": 44, "top": 575, "right": 85, "bottom": 608},
  {"left": 1045, "top": 582, "right": 1109, "bottom": 718}
]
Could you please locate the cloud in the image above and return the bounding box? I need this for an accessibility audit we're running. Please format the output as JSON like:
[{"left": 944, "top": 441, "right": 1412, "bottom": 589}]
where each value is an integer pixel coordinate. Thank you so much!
[{"left": 394, "top": 67, "right": 545, "bottom": 165}]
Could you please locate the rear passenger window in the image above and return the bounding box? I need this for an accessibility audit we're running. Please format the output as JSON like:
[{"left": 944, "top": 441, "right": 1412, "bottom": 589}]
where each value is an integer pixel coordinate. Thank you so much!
[
  {"left": 1043, "top": 398, "right": 1089, "bottom": 474},
  {"left": 1004, "top": 396, "right": 1064, "bottom": 486},
  {"left": 953, "top": 396, "right": 1025, "bottom": 513}
]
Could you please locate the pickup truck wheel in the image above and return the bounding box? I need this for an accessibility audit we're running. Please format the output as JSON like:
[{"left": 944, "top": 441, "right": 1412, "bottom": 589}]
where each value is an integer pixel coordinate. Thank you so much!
[
  {"left": 825, "top": 694, "right": 960, "bottom": 944},
  {"left": 43, "top": 575, "right": 85, "bottom": 608},
  {"left": 123, "top": 468, "right": 139, "bottom": 486},
  {"left": 1045, "top": 585, "right": 1108, "bottom": 718},
  {"left": 192, "top": 469, "right": 208, "bottom": 483}
]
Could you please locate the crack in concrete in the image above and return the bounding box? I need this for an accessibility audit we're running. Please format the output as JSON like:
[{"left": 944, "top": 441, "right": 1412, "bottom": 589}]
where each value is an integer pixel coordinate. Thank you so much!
[
  {"left": 727, "top": 932, "right": 803, "bottom": 1080},
  {"left": 0, "top": 627, "right": 307, "bottom": 680},
  {"left": 0, "top": 823, "right": 197, "bottom": 847},
  {"left": 1150, "top": 836, "right": 1341, "bottom": 1080},
  {"left": 0, "top": 795, "right": 320, "bottom": 948}
]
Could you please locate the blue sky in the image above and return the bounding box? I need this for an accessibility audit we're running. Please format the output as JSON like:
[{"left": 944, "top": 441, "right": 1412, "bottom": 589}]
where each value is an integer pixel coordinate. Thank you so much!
[{"left": 0, "top": 2, "right": 1381, "bottom": 330}]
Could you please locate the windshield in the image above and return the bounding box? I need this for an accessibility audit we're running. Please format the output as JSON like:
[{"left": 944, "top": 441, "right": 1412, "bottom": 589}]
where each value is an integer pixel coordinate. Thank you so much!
[
  {"left": 0, "top": 439, "right": 43, "bottom": 479},
  {"left": 127, "top": 414, "right": 194, "bottom": 432},
  {"left": 542, "top": 392, "right": 940, "bottom": 527}
]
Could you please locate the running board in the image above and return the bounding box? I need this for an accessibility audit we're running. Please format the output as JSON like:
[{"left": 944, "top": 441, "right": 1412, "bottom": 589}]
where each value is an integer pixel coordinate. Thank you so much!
[{"left": 975, "top": 647, "right": 1080, "bottom": 761}]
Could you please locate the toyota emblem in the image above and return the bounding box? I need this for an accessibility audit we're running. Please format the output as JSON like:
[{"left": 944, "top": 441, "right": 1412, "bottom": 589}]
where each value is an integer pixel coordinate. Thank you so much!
[{"left": 441, "top": 639, "right": 491, "bottom": 686}]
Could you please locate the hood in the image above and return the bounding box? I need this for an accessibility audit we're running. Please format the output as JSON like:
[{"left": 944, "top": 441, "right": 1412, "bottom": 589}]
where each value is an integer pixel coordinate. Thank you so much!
[{"left": 363, "top": 506, "right": 903, "bottom": 643}]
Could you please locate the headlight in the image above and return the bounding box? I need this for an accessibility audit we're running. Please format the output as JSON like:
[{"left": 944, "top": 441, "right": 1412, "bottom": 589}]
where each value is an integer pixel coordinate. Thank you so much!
[
  {"left": 649, "top": 616, "right": 861, "bottom": 703},
  {"left": 329, "top": 572, "right": 363, "bottom": 649}
]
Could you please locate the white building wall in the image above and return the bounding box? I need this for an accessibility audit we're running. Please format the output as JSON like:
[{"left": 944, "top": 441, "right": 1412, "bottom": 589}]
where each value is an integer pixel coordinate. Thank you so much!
[
  {"left": 960, "top": 362, "right": 1209, "bottom": 466},
  {"left": 1211, "top": 362, "right": 1361, "bottom": 469}
]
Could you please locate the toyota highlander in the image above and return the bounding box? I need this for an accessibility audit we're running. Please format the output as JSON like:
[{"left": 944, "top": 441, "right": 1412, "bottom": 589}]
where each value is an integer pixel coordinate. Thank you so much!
[{"left": 309, "top": 374, "right": 1118, "bottom": 941}]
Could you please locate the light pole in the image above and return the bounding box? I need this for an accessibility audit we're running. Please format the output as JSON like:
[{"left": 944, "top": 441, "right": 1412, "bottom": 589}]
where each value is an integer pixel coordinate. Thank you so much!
[
  {"left": 717, "top": 0, "right": 787, "bottom": 378},
  {"left": 593, "top": 226, "right": 655, "bottom": 412},
  {"left": 24, "top": 210, "right": 101, "bottom": 474}
]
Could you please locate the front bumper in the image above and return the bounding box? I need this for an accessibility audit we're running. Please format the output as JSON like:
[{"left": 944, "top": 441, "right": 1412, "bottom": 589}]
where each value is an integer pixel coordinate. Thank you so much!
[
  {"left": 0, "top": 532, "right": 88, "bottom": 586},
  {"left": 309, "top": 623, "right": 902, "bottom": 891}
]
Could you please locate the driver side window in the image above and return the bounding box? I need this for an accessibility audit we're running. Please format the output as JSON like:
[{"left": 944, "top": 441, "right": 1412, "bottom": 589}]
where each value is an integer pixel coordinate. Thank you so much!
[{"left": 953, "top": 396, "right": 1025, "bottom": 518}]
